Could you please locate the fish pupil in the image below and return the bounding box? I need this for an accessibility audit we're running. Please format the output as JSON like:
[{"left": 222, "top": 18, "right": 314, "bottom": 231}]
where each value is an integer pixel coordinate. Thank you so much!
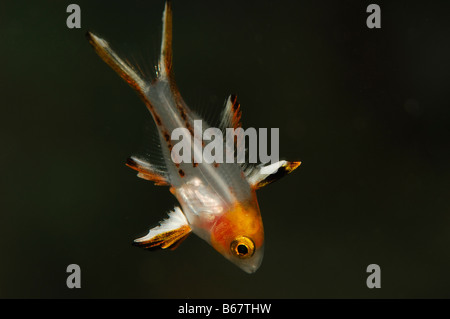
[{"left": 237, "top": 244, "right": 248, "bottom": 255}]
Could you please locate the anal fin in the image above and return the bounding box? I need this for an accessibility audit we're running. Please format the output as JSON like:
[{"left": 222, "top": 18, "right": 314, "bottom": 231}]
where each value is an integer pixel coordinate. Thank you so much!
[
  {"left": 126, "top": 156, "right": 169, "bottom": 186},
  {"left": 133, "top": 207, "right": 192, "bottom": 250},
  {"left": 245, "top": 160, "right": 301, "bottom": 189}
]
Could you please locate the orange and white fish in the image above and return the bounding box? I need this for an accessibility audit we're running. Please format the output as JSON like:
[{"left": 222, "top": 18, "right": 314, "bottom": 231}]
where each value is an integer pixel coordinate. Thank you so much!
[{"left": 87, "top": 1, "right": 300, "bottom": 273}]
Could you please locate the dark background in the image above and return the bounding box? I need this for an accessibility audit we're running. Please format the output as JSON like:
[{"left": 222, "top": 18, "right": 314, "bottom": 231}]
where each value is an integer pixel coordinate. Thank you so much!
[{"left": 0, "top": 0, "right": 449, "bottom": 298}]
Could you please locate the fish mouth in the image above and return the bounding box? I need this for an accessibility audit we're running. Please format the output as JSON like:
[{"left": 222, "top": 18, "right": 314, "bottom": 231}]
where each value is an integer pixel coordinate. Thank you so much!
[
  {"left": 241, "top": 264, "right": 261, "bottom": 274},
  {"left": 233, "top": 244, "right": 264, "bottom": 274}
]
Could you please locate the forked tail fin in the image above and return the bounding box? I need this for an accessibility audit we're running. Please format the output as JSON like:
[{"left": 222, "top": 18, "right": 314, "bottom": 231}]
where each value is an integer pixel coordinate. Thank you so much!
[
  {"left": 158, "top": 0, "right": 174, "bottom": 80},
  {"left": 86, "top": 31, "right": 150, "bottom": 105},
  {"left": 86, "top": 1, "right": 175, "bottom": 105}
]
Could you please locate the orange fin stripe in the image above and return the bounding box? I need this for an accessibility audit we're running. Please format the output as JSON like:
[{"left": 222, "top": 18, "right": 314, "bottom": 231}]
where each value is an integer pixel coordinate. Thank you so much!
[
  {"left": 86, "top": 32, "right": 150, "bottom": 104},
  {"left": 229, "top": 94, "right": 242, "bottom": 129},
  {"left": 133, "top": 225, "right": 191, "bottom": 250},
  {"left": 219, "top": 94, "right": 243, "bottom": 133},
  {"left": 126, "top": 157, "right": 169, "bottom": 186},
  {"left": 159, "top": 0, "right": 174, "bottom": 80}
]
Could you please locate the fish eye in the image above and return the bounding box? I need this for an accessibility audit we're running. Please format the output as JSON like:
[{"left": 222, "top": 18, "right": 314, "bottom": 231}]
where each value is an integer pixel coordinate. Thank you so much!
[{"left": 230, "top": 236, "right": 255, "bottom": 258}]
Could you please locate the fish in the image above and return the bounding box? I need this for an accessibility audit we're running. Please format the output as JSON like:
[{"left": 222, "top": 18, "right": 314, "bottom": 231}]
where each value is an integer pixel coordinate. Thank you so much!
[{"left": 87, "top": 0, "right": 300, "bottom": 274}]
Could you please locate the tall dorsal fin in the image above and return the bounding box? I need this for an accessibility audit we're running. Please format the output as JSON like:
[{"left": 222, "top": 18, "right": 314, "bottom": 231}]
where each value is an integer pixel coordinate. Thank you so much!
[
  {"left": 158, "top": 0, "right": 173, "bottom": 80},
  {"left": 219, "top": 94, "right": 242, "bottom": 130}
]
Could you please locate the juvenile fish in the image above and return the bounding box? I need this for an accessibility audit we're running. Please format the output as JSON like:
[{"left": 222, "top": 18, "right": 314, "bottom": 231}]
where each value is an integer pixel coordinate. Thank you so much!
[{"left": 87, "top": 1, "right": 300, "bottom": 273}]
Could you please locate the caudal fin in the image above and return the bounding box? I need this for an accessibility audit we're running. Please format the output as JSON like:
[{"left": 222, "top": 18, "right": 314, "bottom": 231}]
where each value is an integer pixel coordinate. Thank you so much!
[
  {"left": 158, "top": 0, "right": 174, "bottom": 80},
  {"left": 87, "top": 1, "right": 174, "bottom": 104},
  {"left": 86, "top": 31, "right": 150, "bottom": 105}
]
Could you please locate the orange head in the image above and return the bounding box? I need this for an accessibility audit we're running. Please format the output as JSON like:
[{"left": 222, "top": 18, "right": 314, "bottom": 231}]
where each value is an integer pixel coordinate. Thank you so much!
[{"left": 210, "top": 200, "right": 264, "bottom": 273}]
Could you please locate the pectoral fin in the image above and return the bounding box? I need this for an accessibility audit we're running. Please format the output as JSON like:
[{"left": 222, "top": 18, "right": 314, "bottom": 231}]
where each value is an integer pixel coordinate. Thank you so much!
[
  {"left": 133, "top": 207, "right": 192, "bottom": 250},
  {"left": 245, "top": 160, "right": 301, "bottom": 189}
]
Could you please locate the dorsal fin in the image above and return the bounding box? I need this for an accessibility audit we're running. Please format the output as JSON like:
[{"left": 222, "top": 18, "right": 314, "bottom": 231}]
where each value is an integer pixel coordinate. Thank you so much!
[
  {"left": 219, "top": 94, "right": 242, "bottom": 130},
  {"left": 158, "top": 0, "right": 173, "bottom": 80},
  {"left": 126, "top": 156, "right": 169, "bottom": 186}
]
